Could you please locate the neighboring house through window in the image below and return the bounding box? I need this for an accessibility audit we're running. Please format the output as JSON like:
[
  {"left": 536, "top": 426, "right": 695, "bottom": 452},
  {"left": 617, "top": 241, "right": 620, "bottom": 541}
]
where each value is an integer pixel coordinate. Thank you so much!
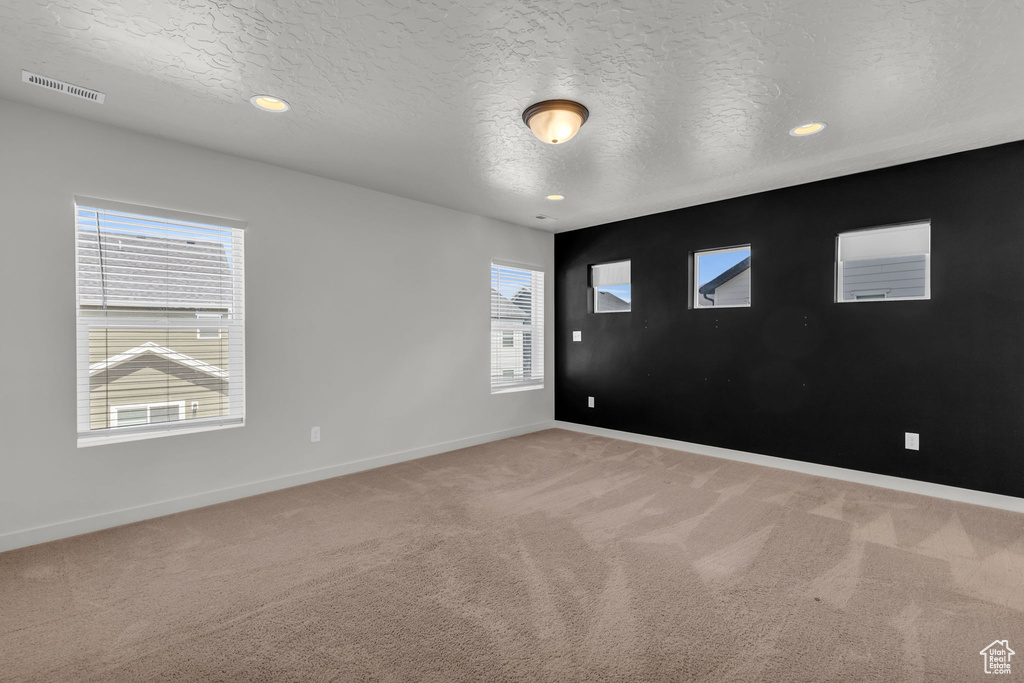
[
  {"left": 694, "top": 246, "right": 751, "bottom": 308},
  {"left": 491, "top": 261, "right": 544, "bottom": 393},
  {"left": 592, "top": 260, "right": 631, "bottom": 313},
  {"left": 75, "top": 197, "right": 246, "bottom": 445},
  {"left": 836, "top": 221, "right": 930, "bottom": 302},
  {"left": 111, "top": 401, "right": 186, "bottom": 427},
  {"left": 196, "top": 312, "right": 224, "bottom": 339}
]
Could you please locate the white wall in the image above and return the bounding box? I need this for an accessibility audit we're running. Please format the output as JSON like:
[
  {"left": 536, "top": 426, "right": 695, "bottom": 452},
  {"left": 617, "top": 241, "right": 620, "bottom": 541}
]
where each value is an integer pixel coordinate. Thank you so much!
[{"left": 0, "top": 98, "right": 554, "bottom": 550}]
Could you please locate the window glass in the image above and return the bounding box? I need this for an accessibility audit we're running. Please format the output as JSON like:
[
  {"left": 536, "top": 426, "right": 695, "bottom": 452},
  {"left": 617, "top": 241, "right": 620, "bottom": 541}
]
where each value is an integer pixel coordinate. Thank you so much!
[
  {"left": 116, "top": 407, "right": 148, "bottom": 427},
  {"left": 592, "top": 260, "right": 631, "bottom": 313},
  {"left": 150, "top": 404, "right": 180, "bottom": 423},
  {"left": 837, "top": 222, "right": 930, "bottom": 302},
  {"left": 694, "top": 246, "right": 751, "bottom": 308},
  {"left": 491, "top": 262, "right": 544, "bottom": 393},
  {"left": 75, "top": 197, "right": 245, "bottom": 445}
]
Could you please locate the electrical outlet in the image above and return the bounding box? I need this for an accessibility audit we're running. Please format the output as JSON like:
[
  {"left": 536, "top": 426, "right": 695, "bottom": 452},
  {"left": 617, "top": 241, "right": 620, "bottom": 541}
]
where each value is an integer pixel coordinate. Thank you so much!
[
  {"left": 905, "top": 432, "right": 919, "bottom": 451},
  {"left": 572, "top": 331, "right": 582, "bottom": 342},
  {"left": 587, "top": 396, "right": 595, "bottom": 408},
  {"left": 311, "top": 426, "right": 321, "bottom": 443}
]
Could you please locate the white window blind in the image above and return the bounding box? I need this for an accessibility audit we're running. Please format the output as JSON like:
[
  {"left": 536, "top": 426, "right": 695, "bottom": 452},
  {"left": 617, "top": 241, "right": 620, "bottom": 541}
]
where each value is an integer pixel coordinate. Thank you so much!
[
  {"left": 839, "top": 222, "right": 929, "bottom": 261},
  {"left": 491, "top": 261, "right": 544, "bottom": 393},
  {"left": 591, "top": 260, "right": 631, "bottom": 287},
  {"left": 75, "top": 197, "right": 245, "bottom": 445}
]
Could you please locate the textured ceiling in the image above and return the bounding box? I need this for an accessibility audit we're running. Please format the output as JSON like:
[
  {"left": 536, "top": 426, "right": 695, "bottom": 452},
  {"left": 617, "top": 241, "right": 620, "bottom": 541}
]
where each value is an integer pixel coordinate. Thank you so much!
[{"left": 2, "top": 0, "right": 1023, "bottom": 232}]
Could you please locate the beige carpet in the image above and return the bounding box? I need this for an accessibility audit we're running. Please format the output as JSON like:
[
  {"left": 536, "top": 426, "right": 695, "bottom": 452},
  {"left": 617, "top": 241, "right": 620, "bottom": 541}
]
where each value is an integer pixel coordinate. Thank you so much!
[{"left": 2, "top": 429, "right": 1022, "bottom": 682}]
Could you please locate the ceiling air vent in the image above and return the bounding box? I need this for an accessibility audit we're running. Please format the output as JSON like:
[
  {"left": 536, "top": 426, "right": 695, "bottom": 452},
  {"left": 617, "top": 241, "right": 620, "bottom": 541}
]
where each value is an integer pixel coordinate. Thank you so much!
[{"left": 22, "top": 70, "right": 105, "bottom": 104}]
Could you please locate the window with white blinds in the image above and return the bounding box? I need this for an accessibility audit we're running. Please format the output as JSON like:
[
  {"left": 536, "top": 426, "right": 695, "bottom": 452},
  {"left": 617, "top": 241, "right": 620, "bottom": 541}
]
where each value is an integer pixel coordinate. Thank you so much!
[
  {"left": 75, "top": 197, "right": 245, "bottom": 445},
  {"left": 490, "top": 261, "right": 544, "bottom": 393},
  {"left": 592, "top": 260, "right": 631, "bottom": 313},
  {"left": 836, "top": 221, "right": 930, "bottom": 302}
]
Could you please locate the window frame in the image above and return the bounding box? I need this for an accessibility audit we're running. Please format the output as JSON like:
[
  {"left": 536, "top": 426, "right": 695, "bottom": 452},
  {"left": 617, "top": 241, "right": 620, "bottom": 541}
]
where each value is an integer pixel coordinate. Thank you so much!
[
  {"left": 75, "top": 196, "right": 246, "bottom": 447},
  {"left": 591, "top": 260, "right": 631, "bottom": 314},
  {"left": 490, "top": 260, "right": 544, "bottom": 394},
  {"left": 692, "top": 245, "right": 752, "bottom": 309},
  {"left": 835, "top": 221, "right": 931, "bottom": 304}
]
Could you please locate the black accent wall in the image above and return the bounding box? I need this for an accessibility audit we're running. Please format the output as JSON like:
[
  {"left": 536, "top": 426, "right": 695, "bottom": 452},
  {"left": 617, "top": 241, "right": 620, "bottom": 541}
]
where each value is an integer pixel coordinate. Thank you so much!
[{"left": 555, "top": 141, "right": 1024, "bottom": 498}]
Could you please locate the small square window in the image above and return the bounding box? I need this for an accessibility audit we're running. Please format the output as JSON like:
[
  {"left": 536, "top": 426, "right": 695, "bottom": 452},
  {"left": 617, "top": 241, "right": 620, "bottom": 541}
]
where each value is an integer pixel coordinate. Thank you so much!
[
  {"left": 592, "top": 260, "right": 631, "bottom": 313},
  {"left": 837, "top": 222, "right": 930, "bottom": 302},
  {"left": 694, "top": 246, "right": 750, "bottom": 308}
]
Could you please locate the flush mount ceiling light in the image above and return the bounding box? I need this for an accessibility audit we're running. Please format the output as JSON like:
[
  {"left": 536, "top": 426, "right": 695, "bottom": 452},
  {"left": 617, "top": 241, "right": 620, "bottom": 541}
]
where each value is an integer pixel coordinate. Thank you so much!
[
  {"left": 523, "top": 99, "right": 589, "bottom": 144},
  {"left": 546, "top": 194, "right": 565, "bottom": 201},
  {"left": 789, "top": 121, "right": 826, "bottom": 136},
  {"left": 250, "top": 95, "right": 290, "bottom": 113}
]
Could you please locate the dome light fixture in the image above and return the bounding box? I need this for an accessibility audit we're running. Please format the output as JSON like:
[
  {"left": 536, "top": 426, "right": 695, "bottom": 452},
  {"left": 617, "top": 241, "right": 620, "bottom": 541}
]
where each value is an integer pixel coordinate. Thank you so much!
[
  {"left": 523, "top": 99, "right": 589, "bottom": 144},
  {"left": 250, "top": 95, "right": 290, "bottom": 113},
  {"left": 789, "top": 121, "right": 826, "bottom": 137},
  {"left": 546, "top": 194, "right": 565, "bottom": 201}
]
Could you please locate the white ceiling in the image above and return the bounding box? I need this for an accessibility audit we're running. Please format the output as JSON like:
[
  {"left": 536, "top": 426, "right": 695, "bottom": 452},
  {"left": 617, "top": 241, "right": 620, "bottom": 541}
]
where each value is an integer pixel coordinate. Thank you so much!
[{"left": 2, "top": 0, "right": 1023, "bottom": 232}]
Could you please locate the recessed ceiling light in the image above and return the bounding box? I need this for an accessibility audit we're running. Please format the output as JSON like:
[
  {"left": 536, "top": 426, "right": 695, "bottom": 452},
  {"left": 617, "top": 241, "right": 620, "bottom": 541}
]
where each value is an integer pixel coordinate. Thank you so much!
[
  {"left": 789, "top": 122, "right": 826, "bottom": 136},
  {"left": 250, "top": 95, "right": 290, "bottom": 113},
  {"left": 546, "top": 194, "right": 565, "bottom": 201},
  {"left": 523, "top": 100, "right": 589, "bottom": 144}
]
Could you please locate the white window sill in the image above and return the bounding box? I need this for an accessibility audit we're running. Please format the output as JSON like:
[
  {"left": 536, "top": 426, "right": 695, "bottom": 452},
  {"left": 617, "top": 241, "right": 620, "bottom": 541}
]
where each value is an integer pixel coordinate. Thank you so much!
[
  {"left": 77, "top": 420, "right": 244, "bottom": 448},
  {"left": 491, "top": 384, "right": 544, "bottom": 395}
]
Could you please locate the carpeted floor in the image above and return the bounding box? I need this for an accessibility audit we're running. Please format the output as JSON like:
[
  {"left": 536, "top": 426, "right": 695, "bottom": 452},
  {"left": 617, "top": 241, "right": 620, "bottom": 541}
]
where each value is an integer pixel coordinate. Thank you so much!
[{"left": 2, "top": 429, "right": 1022, "bottom": 682}]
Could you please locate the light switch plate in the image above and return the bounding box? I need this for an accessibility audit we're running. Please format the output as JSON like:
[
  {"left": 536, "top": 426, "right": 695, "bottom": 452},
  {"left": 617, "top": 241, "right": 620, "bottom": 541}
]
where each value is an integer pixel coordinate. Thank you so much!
[
  {"left": 587, "top": 396, "right": 595, "bottom": 408},
  {"left": 573, "top": 331, "right": 582, "bottom": 342}
]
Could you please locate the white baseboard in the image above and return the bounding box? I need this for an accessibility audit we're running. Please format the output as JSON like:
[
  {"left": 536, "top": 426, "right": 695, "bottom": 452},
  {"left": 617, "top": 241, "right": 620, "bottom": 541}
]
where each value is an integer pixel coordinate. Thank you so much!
[
  {"left": 0, "top": 421, "right": 556, "bottom": 553},
  {"left": 8, "top": 419, "right": 1016, "bottom": 553},
  {"left": 554, "top": 421, "right": 1024, "bottom": 514}
]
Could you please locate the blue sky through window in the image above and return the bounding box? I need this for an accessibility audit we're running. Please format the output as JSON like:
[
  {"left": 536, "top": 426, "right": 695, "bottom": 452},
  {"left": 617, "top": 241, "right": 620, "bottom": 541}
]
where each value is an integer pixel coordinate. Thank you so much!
[
  {"left": 697, "top": 249, "right": 750, "bottom": 286},
  {"left": 492, "top": 265, "right": 537, "bottom": 301},
  {"left": 497, "top": 284, "right": 522, "bottom": 298},
  {"left": 598, "top": 284, "right": 632, "bottom": 302}
]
